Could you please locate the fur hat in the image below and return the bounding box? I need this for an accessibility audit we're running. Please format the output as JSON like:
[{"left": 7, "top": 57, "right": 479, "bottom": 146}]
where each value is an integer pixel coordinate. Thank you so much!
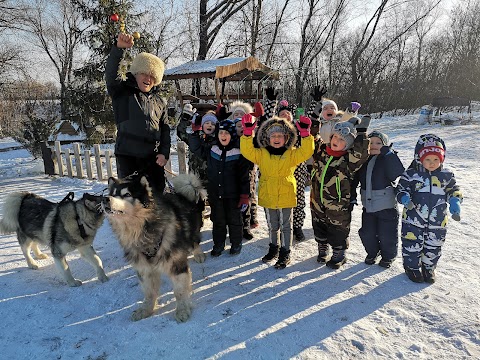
[
  {"left": 332, "top": 119, "right": 358, "bottom": 150},
  {"left": 129, "top": 52, "right": 165, "bottom": 86},
  {"left": 218, "top": 119, "right": 237, "bottom": 140},
  {"left": 256, "top": 116, "right": 297, "bottom": 149},
  {"left": 416, "top": 134, "right": 445, "bottom": 164},
  {"left": 229, "top": 101, "right": 253, "bottom": 117},
  {"left": 322, "top": 99, "right": 338, "bottom": 111},
  {"left": 368, "top": 130, "right": 389, "bottom": 146},
  {"left": 183, "top": 103, "right": 196, "bottom": 116},
  {"left": 201, "top": 112, "right": 218, "bottom": 126}
]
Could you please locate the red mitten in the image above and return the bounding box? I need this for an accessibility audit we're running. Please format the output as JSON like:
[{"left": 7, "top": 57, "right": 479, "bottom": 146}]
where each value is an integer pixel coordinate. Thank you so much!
[
  {"left": 238, "top": 194, "right": 249, "bottom": 212},
  {"left": 241, "top": 113, "right": 256, "bottom": 136},
  {"left": 252, "top": 102, "right": 264, "bottom": 117},
  {"left": 295, "top": 115, "right": 312, "bottom": 137}
]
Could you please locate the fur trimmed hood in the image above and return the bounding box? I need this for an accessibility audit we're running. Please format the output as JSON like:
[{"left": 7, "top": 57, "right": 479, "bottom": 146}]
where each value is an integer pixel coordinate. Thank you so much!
[
  {"left": 129, "top": 52, "right": 165, "bottom": 86},
  {"left": 230, "top": 101, "right": 253, "bottom": 118},
  {"left": 255, "top": 116, "right": 297, "bottom": 149}
]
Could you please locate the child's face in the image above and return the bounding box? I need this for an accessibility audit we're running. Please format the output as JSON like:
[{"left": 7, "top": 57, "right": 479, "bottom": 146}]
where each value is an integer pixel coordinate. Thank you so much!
[
  {"left": 235, "top": 121, "right": 243, "bottom": 136},
  {"left": 202, "top": 121, "right": 216, "bottom": 135},
  {"left": 278, "top": 109, "right": 293, "bottom": 122},
  {"left": 330, "top": 133, "right": 346, "bottom": 151},
  {"left": 135, "top": 73, "right": 155, "bottom": 93},
  {"left": 269, "top": 132, "right": 286, "bottom": 148},
  {"left": 232, "top": 109, "right": 246, "bottom": 120},
  {"left": 322, "top": 105, "right": 337, "bottom": 121},
  {"left": 368, "top": 137, "right": 383, "bottom": 155},
  {"left": 422, "top": 154, "right": 441, "bottom": 172},
  {"left": 218, "top": 130, "right": 232, "bottom": 146}
]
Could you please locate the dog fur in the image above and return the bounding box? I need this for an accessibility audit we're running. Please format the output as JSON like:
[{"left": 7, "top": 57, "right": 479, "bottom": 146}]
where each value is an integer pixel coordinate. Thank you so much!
[
  {"left": 104, "top": 173, "right": 207, "bottom": 322},
  {"left": 0, "top": 192, "right": 108, "bottom": 286}
]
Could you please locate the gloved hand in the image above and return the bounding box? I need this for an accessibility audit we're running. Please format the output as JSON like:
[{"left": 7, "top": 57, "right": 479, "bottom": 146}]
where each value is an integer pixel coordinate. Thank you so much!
[
  {"left": 253, "top": 102, "right": 264, "bottom": 117},
  {"left": 400, "top": 193, "right": 414, "bottom": 210},
  {"left": 241, "top": 113, "right": 256, "bottom": 136},
  {"left": 356, "top": 114, "right": 371, "bottom": 132},
  {"left": 449, "top": 197, "right": 461, "bottom": 221},
  {"left": 350, "top": 101, "right": 361, "bottom": 112},
  {"left": 310, "top": 85, "right": 327, "bottom": 101},
  {"left": 265, "top": 87, "right": 278, "bottom": 101},
  {"left": 216, "top": 104, "right": 232, "bottom": 121},
  {"left": 238, "top": 194, "right": 249, "bottom": 212},
  {"left": 295, "top": 115, "right": 312, "bottom": 137},
  {"left": 191, "top": 114, "right": 202, "bottom": 132}
]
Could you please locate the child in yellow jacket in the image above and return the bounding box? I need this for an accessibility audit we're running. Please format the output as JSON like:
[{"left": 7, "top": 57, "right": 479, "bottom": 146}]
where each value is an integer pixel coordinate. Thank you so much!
[{"left": 240, "top": 114, "right": 314, "bottom": 269}]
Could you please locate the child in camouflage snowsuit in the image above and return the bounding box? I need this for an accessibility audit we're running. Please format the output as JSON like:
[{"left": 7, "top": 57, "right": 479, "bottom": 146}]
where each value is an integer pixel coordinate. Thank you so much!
[
  {"left": 396, "top": 134, "right": 462, "bottom": 283},
  {"left": 310, "top": 115, "right": 370, "bottom": 269}
]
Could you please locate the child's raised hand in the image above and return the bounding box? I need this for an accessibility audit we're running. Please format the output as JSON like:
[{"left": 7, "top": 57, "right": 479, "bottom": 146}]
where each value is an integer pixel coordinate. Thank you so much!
[
  {"left": 310, "top": 85, "right": 327, "bottom": 101},
  {"left": 400, "top": 193, "right": 414, "bottom": 210},
  {"left": 116, "top": 33, "right": 134, "bottom": 49},
  {"left": 449, "top": 197, "right": 461, "bottom": 221},
  {"left": 191, "top": 114, "right": 202, "bottom": 132},
  {"left": 241, "top": 114, "right": 256, "bottom": 136},
  {"left": 295, "top": 115, "right": 312, "bottom": 137}
]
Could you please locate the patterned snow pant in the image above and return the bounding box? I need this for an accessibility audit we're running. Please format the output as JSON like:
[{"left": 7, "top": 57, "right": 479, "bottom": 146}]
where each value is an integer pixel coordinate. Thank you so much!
[
  {"left": 311, "top": 208, "right": 350, "bottom": 250},
  {"left": 401, "top": 223, "right": 446, "bottom": 271},
  {"left": 264, "top": 207, "right": 293, "bottom": 250},
  {"left": 293, "top": 162, "right": 308, "bottom": 230},
  {"left": 242, "top": 165, "right": 258, "bottom": 230}
]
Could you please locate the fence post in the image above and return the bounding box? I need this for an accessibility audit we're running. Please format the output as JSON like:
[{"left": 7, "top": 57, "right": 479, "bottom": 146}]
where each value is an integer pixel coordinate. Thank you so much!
[
  {"left": 94, "top": 144, "right": 103, "bottom": 181},
  {"left": 73, "top": 143, "right": 84, "bottom": 178},
  {"left": 105, "top": 150, "right": 114, "bottom": 179},
  {"left": 65, "top": 148, "right": 74, "bottom": 177},
  {"left": 41, "top": 142, "right": 56, "bottom": 175},
  {"left": 177, "top": 141, "right": 187, "bottom": 174},
  {"left": 54, "top": 141, "right": 64, "bottom": 176},
  {"left": 84, "top": 149, "right": 93, "bottom": 180}
]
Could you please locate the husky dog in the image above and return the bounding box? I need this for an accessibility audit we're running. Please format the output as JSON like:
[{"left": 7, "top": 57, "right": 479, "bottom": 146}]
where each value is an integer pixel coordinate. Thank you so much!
[
  {"left": 0, "top": 192, "right": 108, "bottom": 287},
  {"left": 105, "top": 173, "right": 207, "bottom": 322}
]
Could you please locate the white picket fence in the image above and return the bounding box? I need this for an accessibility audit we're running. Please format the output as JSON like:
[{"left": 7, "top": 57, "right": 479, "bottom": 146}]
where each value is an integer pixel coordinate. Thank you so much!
[{"left": 49, "top": 141, "right": 188, "bottom": 181}]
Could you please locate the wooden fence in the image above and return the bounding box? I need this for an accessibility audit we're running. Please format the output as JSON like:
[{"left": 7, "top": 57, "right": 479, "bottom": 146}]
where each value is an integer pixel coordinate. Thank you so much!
[{"left": 43, "top": 141, "right": 188, "bottom": 181}]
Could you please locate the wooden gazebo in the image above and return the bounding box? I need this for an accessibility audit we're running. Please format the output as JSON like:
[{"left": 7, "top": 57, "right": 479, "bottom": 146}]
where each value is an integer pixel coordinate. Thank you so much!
[{"left": 163, "top": 56, "right": 279, "bottom": 105}]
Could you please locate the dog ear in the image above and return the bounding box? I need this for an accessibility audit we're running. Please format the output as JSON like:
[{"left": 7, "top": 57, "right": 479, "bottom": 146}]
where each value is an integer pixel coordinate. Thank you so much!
[{"left": 108, "top": 177, "right": 118, "bottom": 187}]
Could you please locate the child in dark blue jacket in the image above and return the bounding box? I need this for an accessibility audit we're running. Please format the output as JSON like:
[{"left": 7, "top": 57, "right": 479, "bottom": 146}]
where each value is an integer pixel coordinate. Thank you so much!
[
  {"left": 189, "top": 120, "right": 251, "bottom": 256},
  {"left": 351, "top": 131, "right": 405, "bottom": 268},
  {"left": 396, "top": 134, "right": 462, "bottom": 283}
]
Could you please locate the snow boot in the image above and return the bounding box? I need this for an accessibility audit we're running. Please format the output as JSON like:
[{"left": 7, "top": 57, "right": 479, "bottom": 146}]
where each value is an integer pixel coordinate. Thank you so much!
[
  {"left": 379, "top": 258, "right": 395, "bottom": 268},
  {"left": 293, "top": 227, "right": 305, "bottom": 242},
  {"left": 326, "top": 248, "right": 346, "bottom": 269},
  {"left": 230, "top": 244, "right": 242, "bottom": 255},
  {"left": 210, "top": 245, "right": 224, "bottom": 257},
  {"left": 422, "top": 265, "right": 436, "bottom": 283},
  {"left": 365, "top": 252, "right": 380, "bottom": 265},
  {"left": 316, "top": 241, "right": 330, "bottom": 263},
  {"left": 404, "top": 267, "right": 424, "bottom": 283},
  {"left": 274, "top": 247, "right": 291, "bottom": 269},
  {"left": 243, "top": 229, "right": 254, "bottom": 240},
  {"left": 262, "top": 243, "right": 279, "bottom": 263}
]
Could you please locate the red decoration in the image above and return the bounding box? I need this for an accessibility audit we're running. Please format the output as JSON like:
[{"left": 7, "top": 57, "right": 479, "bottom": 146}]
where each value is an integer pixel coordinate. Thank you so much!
[{"left": 110, "top": 13, "right": 119, "bottom": 22}]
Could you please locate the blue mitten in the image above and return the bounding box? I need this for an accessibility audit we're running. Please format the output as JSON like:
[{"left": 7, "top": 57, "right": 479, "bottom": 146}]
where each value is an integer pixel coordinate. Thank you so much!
[
  {"left": 449, "top": 197, "right": 461, "bottom": 221},
  {"left": 400, "top": 193, "right": 414, "bottom": 210}
]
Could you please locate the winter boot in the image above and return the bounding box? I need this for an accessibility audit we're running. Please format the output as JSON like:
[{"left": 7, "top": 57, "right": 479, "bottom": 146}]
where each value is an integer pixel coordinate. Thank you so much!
[
  {"left": 316, "top": 242, "right": 330, "bottom": 263},
  {"left": 274, "top": 247, "right": 291, "bottom": 269},
  {"left": 262, "top": 243, "right": 279, "bottom": 263},
  {"left": 326, "top": 248, "right": 346, "bottom": 269},
  {"left": 210, "top": 244, "right": 224, "bottom": 257},
  {"left": 365, "top": 252, "right": 380, "bottom": 265},
  {"left": 293, "top": 227, "right": 305, "bottom": 242},
  {"left": 243, "top": 229, "right": 254, "bottom": 240},
  {"left": 230, "top": 244, "right": 242, "bottom": 255},
  {"left": 422, "top": 265, "right": 436, "bottom": 283},
  {"left": 379, "top": 258, "right": 395, "bottom": 268},
  {"left": 404, "top": 267, "right": 424, "bottom": 283}
]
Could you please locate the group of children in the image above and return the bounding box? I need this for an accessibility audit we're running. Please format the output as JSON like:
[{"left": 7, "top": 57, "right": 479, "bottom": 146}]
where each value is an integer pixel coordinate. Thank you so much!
[{"left": 178, "top": 91, "right": 463, "bottom": 283}]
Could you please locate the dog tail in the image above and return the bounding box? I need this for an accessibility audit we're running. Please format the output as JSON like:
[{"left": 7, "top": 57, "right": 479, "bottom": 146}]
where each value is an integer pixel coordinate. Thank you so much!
[
  {"left": 0, "top": 192, "right": 27, "bottom": 233},
  {"left": 170, "top": 173, "right": 207, "bottom": 204}
]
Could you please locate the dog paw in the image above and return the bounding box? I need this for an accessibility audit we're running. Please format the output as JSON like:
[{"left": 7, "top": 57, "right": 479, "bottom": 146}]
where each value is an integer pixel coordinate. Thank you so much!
[
  {"left": 35, "top": 253, "right": 48, "bottom": 260},
  {"left": 131, "top": 308, "right": 154, "bottom": 321},
  {"left": 193, "top": 251, "right": 206, "bottom": 263},
  {"left": 98, "top": 273, "right": 109, "bottom": 283},
  {"left": 28, "top": 262, "right": 39, "bottom": 270},
  {"left": 68, "top": 279, "right": 83, "bottom": 287},
  {"left": 175, "top": 302, "right": 192, "bottom": 322}
]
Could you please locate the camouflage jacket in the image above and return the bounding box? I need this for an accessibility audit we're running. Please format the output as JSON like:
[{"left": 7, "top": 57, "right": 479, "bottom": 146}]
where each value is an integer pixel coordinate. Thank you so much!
[{"left": 310, "top": 134, "right": 369, "bottom": 227}]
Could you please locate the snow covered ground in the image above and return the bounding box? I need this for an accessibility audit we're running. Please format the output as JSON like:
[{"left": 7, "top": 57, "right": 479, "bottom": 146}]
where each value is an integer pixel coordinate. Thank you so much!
[{"left": 0, "top": 111, "right": 479, "bottom": 359}]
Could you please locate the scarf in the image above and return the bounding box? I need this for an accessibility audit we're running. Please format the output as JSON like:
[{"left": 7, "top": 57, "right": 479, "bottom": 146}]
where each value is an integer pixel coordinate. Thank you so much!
[{"left": 326, "top": 146, "right": 347, "bottom": 157}]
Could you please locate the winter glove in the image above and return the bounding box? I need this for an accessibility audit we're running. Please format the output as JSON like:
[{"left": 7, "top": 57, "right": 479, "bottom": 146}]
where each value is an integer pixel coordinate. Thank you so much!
[
  {"left": 355, "top": 114, "right": 371, "bottom": 132},
  {"left": 191, "top": 114, "right": 202, "bottom": 132},
  {"left": 400, "top": 193, "right": 414, "bottom": 210},
  {"left": 241, "top": 113, "right": 256, "bottom": 136},
  {"left": 295, "top": 115, "right": 312, "bottom": 137},
  {"left": 449, "top": 197, "right": 461, "bottom": 221},
  {"left": 253, "top": 102, "right": 264, "bottom": 117},
  {"left": 216, "top": 104, "right": 232, "bottom": 121},
  {"left": 310, "top": 85, "right": 327, "bottom": 101},
  {"left": 265, "top": 87, "right": 278, "bottom": 101},
  {"left": 238, "top": 194, "right": 249, "bottom": 212}
]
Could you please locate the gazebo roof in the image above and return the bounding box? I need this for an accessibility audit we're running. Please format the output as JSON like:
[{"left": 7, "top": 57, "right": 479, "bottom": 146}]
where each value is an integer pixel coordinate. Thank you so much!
[{"left": 163, "top": 56, "right": 279, "bottom": 81}]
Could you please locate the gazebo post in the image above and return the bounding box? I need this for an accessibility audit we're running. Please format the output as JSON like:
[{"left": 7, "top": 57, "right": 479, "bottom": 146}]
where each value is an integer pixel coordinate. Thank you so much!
[{"left": 215, "top": 78, "right": 221, "bottom": 103}]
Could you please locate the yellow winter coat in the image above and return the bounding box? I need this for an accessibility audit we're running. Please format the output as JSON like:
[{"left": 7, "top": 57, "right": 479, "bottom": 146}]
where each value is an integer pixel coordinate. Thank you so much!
[{"left": 240, "top": 134, "right": 314, "bottom": 209}]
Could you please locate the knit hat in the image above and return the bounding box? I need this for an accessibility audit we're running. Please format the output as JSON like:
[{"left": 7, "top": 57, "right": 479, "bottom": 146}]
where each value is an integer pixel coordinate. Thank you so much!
[
  {"left": 218, "top": 119, "right": 237, "bottom": 140},
  {"left": 129, "top": 52, "right": 165, "bottom": 86},
  {"left": 277, "top": 100, "right": 297, "bottom": 118},
  {"left": 417, "top": 134, "right": 445, "bottom": 163},
  {"left": 368, "top": 130, "right": 389, "bottom": 146},
  {"left": 183, "top": 103, "right": 196, "bottom": 116},
  {"left": 322, "top": 99, "right": 338, "bottom": 111},
  {"left": 332, "top": 119, "right": 358, "bottom": 150},
  {"left": 229, "top": 101, "right": 253, "bottom": 117},
  {"left": 201, "top": 112, "right": 218, "bottom": 126}
]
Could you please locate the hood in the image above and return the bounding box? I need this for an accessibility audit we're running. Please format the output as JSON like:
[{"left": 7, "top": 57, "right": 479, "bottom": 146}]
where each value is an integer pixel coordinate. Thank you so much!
[{"left": 255, "top": 116, "right": 298, "bottom": 149}]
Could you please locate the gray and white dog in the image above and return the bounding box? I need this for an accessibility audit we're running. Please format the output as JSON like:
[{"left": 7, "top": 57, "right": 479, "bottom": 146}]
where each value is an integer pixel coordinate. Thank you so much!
[
  {"left": 0, "top": 191, "right": 108, "bottom": 287},
  {"left": 104, "top": 172, "right": 207, "bottom": 322}
]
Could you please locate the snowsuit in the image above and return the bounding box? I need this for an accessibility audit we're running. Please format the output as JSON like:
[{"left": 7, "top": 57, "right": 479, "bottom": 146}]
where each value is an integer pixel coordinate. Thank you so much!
[
  {"left": 351, "top": 145, "right": 405, "bottom": 261},
  {"left": 189, "top": 133, "right": 250, "bottom": 252},
  {"left": 105, "top": 46, "right": 170, "bottom": 195},
  {"left": 396, "top": 135, "right": 462, "bottom": 272}
]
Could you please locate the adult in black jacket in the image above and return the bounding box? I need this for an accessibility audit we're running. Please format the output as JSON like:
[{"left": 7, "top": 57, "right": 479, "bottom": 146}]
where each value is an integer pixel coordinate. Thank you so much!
[{"left": 106, "top": 33, "right": 171, "bottom": 196}]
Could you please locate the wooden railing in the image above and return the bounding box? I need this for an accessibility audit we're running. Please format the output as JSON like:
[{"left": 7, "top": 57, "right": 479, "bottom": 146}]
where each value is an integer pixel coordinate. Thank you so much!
[{"left": 43, "top": 141, "right": 188, "bottom": 180}]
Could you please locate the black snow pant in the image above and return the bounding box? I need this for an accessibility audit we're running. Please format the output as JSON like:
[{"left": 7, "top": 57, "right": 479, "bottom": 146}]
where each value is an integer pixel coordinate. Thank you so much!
[{"left": 210, "top": 197, "right": 243, "bottom": 250}]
